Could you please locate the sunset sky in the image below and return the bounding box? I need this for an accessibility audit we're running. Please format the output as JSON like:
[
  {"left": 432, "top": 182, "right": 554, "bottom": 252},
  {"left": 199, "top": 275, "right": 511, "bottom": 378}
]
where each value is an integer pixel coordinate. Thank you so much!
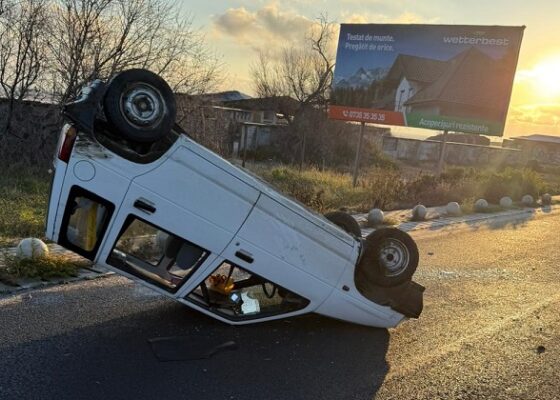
[{"left": 186, "top": 0, "right": 560, "bottom": 139}]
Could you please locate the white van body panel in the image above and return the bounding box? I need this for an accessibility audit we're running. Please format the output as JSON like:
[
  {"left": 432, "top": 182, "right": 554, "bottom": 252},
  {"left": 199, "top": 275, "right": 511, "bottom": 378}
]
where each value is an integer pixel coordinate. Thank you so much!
[
  {"left": 46, "top": 130, "right": 413, "bottom": 328},
  {"left": 133, "top": 145, "right": 260, "bottom": 237},
  {"left": 72, "top": 135, "right": 168, "bottom": 179},
  {"left": 182, "top": 137, "right": 355, "bottom": 246},
  {"left": 236, "top": 194, "right": 354, "bottom": 285}
]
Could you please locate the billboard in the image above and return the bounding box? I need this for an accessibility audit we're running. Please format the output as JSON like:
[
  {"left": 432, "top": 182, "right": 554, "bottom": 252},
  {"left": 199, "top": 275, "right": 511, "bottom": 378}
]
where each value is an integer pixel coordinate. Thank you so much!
[{"left": 330, "top": 24, "right": 524, "bottom": 136}]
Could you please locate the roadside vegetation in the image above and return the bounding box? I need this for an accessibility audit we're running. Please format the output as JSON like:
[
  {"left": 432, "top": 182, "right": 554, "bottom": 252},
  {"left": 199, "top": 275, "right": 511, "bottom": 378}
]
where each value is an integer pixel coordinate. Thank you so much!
[
  {"left": 0, "top": 163, "right": 556, "bottom": 247},
  {"left": 0, "top": 160, "right": 556, "bottom": 281},
  {"left": 0, "top": 252, "right": 88, "bottom": 284},
  {"left": 0, "top": 159, "right": 556, "bottom": 247},
  {"left": 250, "top": 163, "right": 553, "bottom": 214},
  {"left": 0, "top": 168, "right": 49, "bottom": 246}
]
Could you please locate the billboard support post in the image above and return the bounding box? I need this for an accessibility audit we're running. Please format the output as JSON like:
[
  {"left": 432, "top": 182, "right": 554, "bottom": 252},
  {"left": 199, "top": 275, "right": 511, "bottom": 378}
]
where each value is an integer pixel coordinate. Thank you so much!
[
  {"left": 352, "top": 122, "right": 366, "bottom": 187},
  {"left": 437, "top": 130, "right": 449, "bottom": 175}
]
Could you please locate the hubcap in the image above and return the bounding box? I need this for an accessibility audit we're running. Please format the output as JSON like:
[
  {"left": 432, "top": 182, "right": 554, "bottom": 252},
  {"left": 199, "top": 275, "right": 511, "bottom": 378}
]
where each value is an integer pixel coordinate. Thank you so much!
[
  {"left": 379, "top": 238, "right": 410, "bottom": 277},
  {"left": 121, "top": 83, "right": 164, "bottom": 127}
]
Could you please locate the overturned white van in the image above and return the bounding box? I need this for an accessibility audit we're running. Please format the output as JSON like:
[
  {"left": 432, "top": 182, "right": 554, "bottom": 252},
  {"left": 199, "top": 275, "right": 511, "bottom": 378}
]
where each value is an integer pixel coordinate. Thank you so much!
[{"left": 45, "top": 69, "right": 423, "bottom": 327}]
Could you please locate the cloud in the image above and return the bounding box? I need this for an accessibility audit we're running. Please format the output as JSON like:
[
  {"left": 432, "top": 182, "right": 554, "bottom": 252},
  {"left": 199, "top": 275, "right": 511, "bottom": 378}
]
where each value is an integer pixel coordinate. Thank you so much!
[
  {"left": 212, "top": 4, "right": 313, "bottom": 45},
  {"left": 213, "top": 7, "right": 257, "bottom": 38},
  {"left": 509, "top": 103, "right": 560, "bottom": 127}
]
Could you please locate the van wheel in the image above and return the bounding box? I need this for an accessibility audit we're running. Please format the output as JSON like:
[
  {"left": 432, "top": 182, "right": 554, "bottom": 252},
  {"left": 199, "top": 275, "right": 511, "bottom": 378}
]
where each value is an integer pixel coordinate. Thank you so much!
[
  {"left": 103, "top": 69, "right": 176, "bottom": 143},
  {"left": 357, "top": 228, "right": 418, "bottom": 287},
  {"left": 324, "top": 211, "right": 362, "bottom": 238}
]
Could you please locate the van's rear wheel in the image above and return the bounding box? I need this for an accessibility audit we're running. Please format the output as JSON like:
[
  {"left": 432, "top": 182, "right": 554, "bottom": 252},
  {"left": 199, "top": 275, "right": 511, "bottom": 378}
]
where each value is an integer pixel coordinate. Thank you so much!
[
  {"left": 324, "top": 211, "right": 361, "bottom": 238},
  {"left": 357, "top": 228, "right": 418, "bottom": 287},
  {"left": 103, "top": 69, "right": 176, "bottom": 143}
]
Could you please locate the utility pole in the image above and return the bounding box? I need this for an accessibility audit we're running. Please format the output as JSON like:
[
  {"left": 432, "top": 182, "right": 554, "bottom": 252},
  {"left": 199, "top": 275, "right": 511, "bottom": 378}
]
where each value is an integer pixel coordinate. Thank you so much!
[
  {"left": 352, "top": 122, "right": 366, "bottom": 187},
  {"left": 436, "top": 129, "right": 449, "bottom": 176}
]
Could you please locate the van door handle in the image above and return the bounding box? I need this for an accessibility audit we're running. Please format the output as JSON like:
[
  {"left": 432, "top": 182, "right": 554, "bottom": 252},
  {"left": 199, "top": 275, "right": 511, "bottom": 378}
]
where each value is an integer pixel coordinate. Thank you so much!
[
  {"left": 134, "top": 199, "right": 156, "bottom": 214},
  {"left": 235, "top": 250, "right": 254, "bottom": 264}
]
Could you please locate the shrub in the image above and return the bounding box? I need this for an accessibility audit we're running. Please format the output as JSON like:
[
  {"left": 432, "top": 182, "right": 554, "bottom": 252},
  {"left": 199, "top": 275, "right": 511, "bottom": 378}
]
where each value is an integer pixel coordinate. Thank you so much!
[
  {"left": 482, "top": 168, "right": 544, "bottom": 203},
  {"left": 440, "top": 167, "right": 466, "bottom": 181},
  {"left": 361, "top": 169, "right": 406, "bottom": 210},
  {"left": 364, "top": 143, "right": 400, "bottom": 171}
]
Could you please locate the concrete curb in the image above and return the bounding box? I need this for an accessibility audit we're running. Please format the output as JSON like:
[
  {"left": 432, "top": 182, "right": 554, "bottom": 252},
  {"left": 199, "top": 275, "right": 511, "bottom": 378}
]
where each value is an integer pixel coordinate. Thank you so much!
[{"left": 355, "top": 203, "right": 560, "bottom": 237}]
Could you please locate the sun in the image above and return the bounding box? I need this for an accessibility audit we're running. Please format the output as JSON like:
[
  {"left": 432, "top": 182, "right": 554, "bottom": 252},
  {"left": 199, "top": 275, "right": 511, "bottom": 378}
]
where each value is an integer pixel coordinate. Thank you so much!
[{"left": 531, "top": 56, "right": 560, "bottom": 99}]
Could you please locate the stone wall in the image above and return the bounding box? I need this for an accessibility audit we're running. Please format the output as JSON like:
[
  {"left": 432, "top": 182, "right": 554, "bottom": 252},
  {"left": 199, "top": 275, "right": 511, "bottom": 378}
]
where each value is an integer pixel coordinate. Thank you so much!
[
  {"left": 0, "top": 100, "right": 62, "bottom": 170},
  {"left": 382, "top": 136, "right": 523, "bottom": 166},
  {"left": 511, "top": 141, "right": 560, "bottom": 165}
]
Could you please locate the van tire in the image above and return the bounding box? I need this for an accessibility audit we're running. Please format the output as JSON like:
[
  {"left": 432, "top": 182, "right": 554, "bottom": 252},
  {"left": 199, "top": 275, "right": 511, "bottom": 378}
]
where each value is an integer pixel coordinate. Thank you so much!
[
  {"left": 103, "top": 69, "right": 176, "bottom": 143},
  {"left": 357, "top": 228, "right": 418, "bottom": 287},
  {"left": 324, "top": 211, "right": 362, "bottom": 238}
]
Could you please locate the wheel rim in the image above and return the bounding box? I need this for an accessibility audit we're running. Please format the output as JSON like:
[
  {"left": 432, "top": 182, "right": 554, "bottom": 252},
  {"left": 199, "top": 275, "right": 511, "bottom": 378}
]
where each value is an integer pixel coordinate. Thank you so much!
[
  {"left": 121, "top": 83, "right": 165, "bottom": 128},
  {"left": 378, "top": 238, "right": 410, "bottom": 277}
]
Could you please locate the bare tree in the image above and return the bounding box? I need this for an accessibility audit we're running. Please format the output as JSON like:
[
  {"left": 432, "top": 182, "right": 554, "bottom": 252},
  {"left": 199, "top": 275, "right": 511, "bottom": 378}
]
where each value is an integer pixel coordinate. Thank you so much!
[
  {"left": 0, "top": 0, "right": 47, "bottom": 136},
  {"left": 47, "top": 0, "right": 222, "bottom": 103},
  {"left": 0, "top": 0, "right": 222, "bottom": 147},
  {"left": 251, "top": 15, "right": 336, "bottom": 169}
]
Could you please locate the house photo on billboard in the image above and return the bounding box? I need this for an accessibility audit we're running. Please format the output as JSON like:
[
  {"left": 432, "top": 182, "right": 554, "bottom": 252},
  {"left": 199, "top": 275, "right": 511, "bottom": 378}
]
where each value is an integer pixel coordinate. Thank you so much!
[{"left": 330, "top": 24, "right": 524, "bottom": 136}]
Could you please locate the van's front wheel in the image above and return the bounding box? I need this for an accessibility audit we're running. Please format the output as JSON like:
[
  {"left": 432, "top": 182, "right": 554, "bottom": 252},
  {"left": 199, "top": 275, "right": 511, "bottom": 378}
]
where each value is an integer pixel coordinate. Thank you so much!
[
  {"left": 103, "top": 69, "right": 176, "bottom": 143},
  {"left": 357, "top": 228, "right": 418, "bottom": 287}
]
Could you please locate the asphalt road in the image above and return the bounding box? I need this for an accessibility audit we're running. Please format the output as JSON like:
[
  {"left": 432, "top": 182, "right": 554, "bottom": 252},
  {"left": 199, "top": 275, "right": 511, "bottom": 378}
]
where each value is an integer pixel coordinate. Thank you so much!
[{"left": 1, "top": 211, "right": 559, "bottom": 400}]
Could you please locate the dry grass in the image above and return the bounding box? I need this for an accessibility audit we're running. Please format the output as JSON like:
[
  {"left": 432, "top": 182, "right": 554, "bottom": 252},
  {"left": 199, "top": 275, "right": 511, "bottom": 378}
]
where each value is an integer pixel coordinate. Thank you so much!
[
  {"left": 382, "top": 216, "right": 399, "bottom": 226},
  {"left": 0, "top": 168, "right": 49, "bottom": 245},
  {"left": 460, "top": 198, "right": 506, "bottom": 215},
  {"left": 248, "top": 164, "right": 406, "bottom": 213},
  {"left": 0, "top": 252, "right": 89, "bottom": 283}
]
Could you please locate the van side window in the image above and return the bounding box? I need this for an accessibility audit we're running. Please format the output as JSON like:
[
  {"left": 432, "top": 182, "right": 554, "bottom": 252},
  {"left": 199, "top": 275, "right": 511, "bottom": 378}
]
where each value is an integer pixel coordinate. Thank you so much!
[
  {"left": 60, "top": 187, "right": 114, "bottom": 259},
  {"left": 187, "top": 262, "right": 309, "bottom": 320},
  {"left": 107, "top": 217, "right": 209, "bottom": 293}
]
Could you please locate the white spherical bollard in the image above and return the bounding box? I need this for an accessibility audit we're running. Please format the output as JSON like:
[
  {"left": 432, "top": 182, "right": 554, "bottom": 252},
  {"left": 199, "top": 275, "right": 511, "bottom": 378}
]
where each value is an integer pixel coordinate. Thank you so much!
[
  {"left": 412, "top": 204, "right": 427, "bottom": 221},
  {"left": 474, "top": 199, "right": 489, "bottom": 212},
  {"left": 542, "top": 193, "right": 552, "bottom": 206},
  {"left": 16, "top": 238, "right": 49, "bottom": 259},
  {"left": 446, "top": 202, "right": 461, "bottom": 216},
  {"left": 500, "top": 196, "right": 513, "bottom": 208},
  {"left": 367, "top": 209, "right": 384, "bottom": 226},
  {"left": 522, "top": 194, "right": 534, "bottom": 206}
]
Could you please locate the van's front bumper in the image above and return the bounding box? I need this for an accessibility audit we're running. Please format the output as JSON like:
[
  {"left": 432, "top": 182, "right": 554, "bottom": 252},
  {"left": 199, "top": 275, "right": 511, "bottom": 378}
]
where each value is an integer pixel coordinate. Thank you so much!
[{"left": 358, "top": 280, "right": 425, "bottom": 319}]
